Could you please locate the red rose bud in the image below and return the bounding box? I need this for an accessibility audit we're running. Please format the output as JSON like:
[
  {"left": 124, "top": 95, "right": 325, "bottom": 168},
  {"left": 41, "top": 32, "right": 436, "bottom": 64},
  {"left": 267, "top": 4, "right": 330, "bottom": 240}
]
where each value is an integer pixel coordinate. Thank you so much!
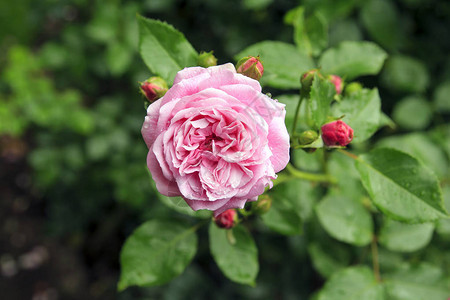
[
  {"left": 214, "top": 209, "right": 237, "bottom": 229},
  {"left": 300, "top": 69, "right": 322, "bottom": 97},
  {"left": 140, "top": 77, "right": 168, "bottom": 102},
  {"left": 236, "top": 56, "right": 264, "bottom": 80},
  {"left": 328, "top": 75, "right": 343, "bottom": 95},
  {"left": 321, "top": 120, "right": 354, "bottom": 147},
  {"left": 197, "top": 51, "right": 217, "bottom": 67}
]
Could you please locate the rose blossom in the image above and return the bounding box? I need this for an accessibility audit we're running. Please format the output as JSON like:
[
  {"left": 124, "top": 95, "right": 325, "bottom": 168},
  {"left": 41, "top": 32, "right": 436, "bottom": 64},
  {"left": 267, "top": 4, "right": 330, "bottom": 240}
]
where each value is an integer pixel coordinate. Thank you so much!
[{"left": 142, "top": 63, "right": 290, "bottom": 216}]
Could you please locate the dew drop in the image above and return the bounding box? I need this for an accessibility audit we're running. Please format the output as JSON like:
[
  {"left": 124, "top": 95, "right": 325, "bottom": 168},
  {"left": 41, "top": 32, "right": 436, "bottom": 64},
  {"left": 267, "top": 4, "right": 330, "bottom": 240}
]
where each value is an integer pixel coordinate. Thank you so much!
[{"left": 404, "top": 182, "right": 411, "bottom": 188}]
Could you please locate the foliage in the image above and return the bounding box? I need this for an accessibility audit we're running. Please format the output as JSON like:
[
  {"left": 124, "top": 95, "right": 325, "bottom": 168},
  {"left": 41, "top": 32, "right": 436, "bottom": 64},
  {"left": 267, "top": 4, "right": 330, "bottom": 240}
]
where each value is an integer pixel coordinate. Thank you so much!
[{"left": 1, "top": 0, "right": 449, "bottom": 299}]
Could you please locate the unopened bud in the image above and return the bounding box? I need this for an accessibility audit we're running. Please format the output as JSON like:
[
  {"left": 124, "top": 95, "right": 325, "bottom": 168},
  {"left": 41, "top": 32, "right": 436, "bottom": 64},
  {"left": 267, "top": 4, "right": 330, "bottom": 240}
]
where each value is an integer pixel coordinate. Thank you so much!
[
  {"left": 197, "top": 51, "right": 217, "bottom": 68},
  {"left": 236, "top": 56, "right": 264, "bottom": 81},
  {"left": 345, "top": 82, "right": 363, "bottom": 95},
  {"left": 140, "top": 77, "right": 168, "bottom": 102},
  {"left": 298, "top": 130, "right": 319, "bottom": 145},
  {"left": 328, "top": 75, "right": 343, "bottom": 95},
  {"left": 214, "top": 209, "right": 237, "bottom": 229},
  {"left": 253, "top": 194, "right": 272, "bottom": 214},
  {"left": 300, "top": 69, "right": 322, "bottom": 97},
  {"left": 321, "top": 120, "right": 354, "bottom": 147}
]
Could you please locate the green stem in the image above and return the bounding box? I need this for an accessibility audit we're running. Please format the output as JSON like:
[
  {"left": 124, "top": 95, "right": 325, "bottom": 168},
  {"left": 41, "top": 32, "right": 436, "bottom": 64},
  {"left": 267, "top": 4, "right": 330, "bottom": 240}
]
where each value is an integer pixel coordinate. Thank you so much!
[
  {"left": 337, "top": 148, "right": 359, "bottom": 160},
  {"left": 285, "top": 163, "right": 336, "bottom": 184},
  {"left": 291, "top": 95, "right": 304, "bottom": 136},
  {"left": 371, "top": 236, "right": 381, "bottom": 282}
]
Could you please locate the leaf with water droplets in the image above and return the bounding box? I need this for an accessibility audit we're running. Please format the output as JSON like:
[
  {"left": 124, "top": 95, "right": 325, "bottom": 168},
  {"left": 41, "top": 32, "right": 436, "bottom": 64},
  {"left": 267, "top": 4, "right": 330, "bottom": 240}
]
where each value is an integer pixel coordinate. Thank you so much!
[
  {"left": 355, "top": 148, "right": 448, "bottom": 223},
  {"left": 118, "top": 219, "right": 198, "bottom": 290},
  {"left": 315, "top": 193, "right": 373, "bottom": 246},
  {"left": 379, "top": 218, "right": 434, "bottom": 252},
  {"left": 317, "top": 266, "right": 384, "bottom": 300}
]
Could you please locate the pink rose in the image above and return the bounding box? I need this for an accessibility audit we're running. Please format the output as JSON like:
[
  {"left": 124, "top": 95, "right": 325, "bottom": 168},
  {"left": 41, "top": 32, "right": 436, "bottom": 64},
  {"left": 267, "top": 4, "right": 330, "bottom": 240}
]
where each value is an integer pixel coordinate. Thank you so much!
[{"left": 142, "top": 63, "right": 290, "bottom": 216}]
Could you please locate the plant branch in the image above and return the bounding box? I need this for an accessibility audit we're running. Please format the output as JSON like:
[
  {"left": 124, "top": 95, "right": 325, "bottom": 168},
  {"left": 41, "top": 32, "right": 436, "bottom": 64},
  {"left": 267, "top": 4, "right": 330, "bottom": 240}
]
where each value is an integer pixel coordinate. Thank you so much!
[
  {"left": 285, "top": 163, "right": 336, "bottom": 184},
  {"left": 291, "top": 95, "right": 304, "bottom": 136},
  {"left": 337, "top": 148, "right": 359, "bottom": 160},
  {"left": 371, "top": 236, "right": 381, "bottom": 282}
]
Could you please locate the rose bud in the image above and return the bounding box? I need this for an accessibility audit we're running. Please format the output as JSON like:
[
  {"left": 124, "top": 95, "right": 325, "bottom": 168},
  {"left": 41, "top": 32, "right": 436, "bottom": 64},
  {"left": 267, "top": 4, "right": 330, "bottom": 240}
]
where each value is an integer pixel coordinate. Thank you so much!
[
  {"left": 140, "top": 76, "right": 168, "bottom": 102},
  {"left": 236, "top": 56, "right": 264, "bottom": 80},
  {"left": 197, "top": 51, "right": 217, "bottom": 67},
  {"left": 328, "top": 75, "right": 343, "bottom": 95},
  {"left": 298, "top": 130, "right": 319, "bottom": 145},
  {"left": 345, "top": 82, "right": 363, "bottom": 95},
  {"left": 300, "top": 69, "right": 322, "bottom": 97},
  {"left": 253, "top": 194, "right": 272, "bottom": 214},
  {"left": 214, "top": 209, "right": 237, "bottom": 229},
  {"left": 321, "top": 120, "right": 354, "bottom": 147}
]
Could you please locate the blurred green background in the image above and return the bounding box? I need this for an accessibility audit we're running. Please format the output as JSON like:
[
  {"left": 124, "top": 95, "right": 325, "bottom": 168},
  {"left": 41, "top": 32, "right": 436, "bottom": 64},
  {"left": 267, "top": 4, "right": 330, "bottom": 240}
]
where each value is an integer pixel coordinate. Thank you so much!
[{"left": 0, "top": 0, "right": 449, "bottom": 299}]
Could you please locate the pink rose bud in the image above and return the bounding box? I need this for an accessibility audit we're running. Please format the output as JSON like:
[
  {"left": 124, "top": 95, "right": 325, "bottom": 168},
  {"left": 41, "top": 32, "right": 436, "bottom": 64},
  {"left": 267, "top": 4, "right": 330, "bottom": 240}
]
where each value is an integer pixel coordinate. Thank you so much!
[
  {"left": 328, "top": 75, "right": 343, "bottom": 95},
  {"left": 236, "top": 56, "right": 264, "bottom": 80},
  {"left": 321, "top": 120, "right": 354, "bottom": 147},
  {"left": 214, "top": 209, "right": 237, "bottom": 229},
  {"left": 197, "top": 51, "right": 217, "bottom": 67},
  {"left": 140, "top": 76, "right": 168, "bottom": 102}
]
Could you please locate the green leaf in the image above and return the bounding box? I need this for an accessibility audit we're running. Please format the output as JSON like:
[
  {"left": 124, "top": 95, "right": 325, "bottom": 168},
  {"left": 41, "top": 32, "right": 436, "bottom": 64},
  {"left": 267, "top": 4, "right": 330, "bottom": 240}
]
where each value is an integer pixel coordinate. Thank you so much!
[
  {"left": 293, "top": 148, "right": 323, "bottom": 173},
  {"left": 243, "top": 0, "right": 273, "bottom": 10},
  {"left": 149, "top": 176, "right": 211, "bottom": 218},
  {"left": 209, "top": 224, "right": 258, "bottom": 286},
  {"left": 287, "top": 7, "right": 328, "bottom": 57},
  {"left": 360, "top": 0, "right": 403, "bottom": 51},
  {"left": 384, "top": 263, "right": 449, "bottom": 300},
  {"left": 379, "top": 218, "right": 434, "bottom": 252},
  {"left": 332, "top": 88, "right": 381, "bottom": 143},
  {"left": 309, "top": 74, "right": 336, "bottom": 129},
  {"left": 376, "top": 133, "right": 448, "bottom": 179},
  {"left": 355, "top": 148, "right": 448, "bottom": 223},
  {"left": 118, "top": 219, "right": 198, "bottom": 290},
  {"left": 318, "top": 266, "right": 385, "bottom": 300},
  {"left": 329, "top": 20, "right": 362, "bottom": 47},
  {"left": 107, "top": 42, "right": 133, "bottom": 76},
  {"left": 316, "top": 194, "right": 373, "bottom": 246},
  {"left": 433, "top": 81, "right": 450, "bottom": 112},
  {"left": 262, "top": 178, "right": 319, "bottom": 234},
  {"left": 137, "top": 16, "right": 198, "bottom": 84},
  {"left": 308, "top": 242, "right": 349, "bottom": 279},
  {"left": 381, "top": 55, "right": 429, "bottom": 93},
  {"left": 392, "top": 96, "right": 432, "bottom": 130},
  {"left": 235, "top": 41, "right": 315, "bottom": 89},
  {"left": 158, "top": 195, "right": 212, "bottom": 219},
  {"left": 261, "top": 193, "right": 303, "bottom": 235},
  {"left": 277, "top": 94, "right": 300, "bottom": 132},
  {"left": 436, "top": 186, "right": 450, "bottom": 236},
  {"left": 328, "top": 152, "right": 368, "bottom": 202},
  {"left": 302, "top": 0, "right": 359, "bottom": 23},
  {"left": 378, "top": 112, "right": 396, "bottom": 130},
  {"left": 319, "top": 41, "right": 387, "bottom": 79}
]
